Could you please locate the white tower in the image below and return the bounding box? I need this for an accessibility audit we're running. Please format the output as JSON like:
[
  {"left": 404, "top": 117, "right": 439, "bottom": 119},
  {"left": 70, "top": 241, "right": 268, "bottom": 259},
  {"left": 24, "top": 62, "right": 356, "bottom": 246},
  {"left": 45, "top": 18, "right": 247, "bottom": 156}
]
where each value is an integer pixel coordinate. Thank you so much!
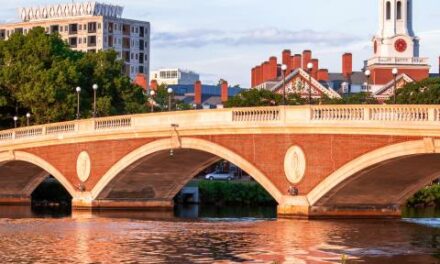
[
  {"left": 366, "top": 0, "right": 429, "bottom": 88},
  {"left": 373, "top": 0, "right": 419, "bottom": 58}
]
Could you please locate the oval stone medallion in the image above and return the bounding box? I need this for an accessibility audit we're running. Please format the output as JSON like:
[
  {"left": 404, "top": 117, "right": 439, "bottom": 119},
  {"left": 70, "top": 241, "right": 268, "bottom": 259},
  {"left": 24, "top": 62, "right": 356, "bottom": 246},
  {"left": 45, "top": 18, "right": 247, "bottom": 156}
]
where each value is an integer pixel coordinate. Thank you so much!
[
  {"left": 284, "top": 146, "right": 306, "bottom": 184},
  {"left": 76, "top": 151, "right": 91, "bottom": 182}
]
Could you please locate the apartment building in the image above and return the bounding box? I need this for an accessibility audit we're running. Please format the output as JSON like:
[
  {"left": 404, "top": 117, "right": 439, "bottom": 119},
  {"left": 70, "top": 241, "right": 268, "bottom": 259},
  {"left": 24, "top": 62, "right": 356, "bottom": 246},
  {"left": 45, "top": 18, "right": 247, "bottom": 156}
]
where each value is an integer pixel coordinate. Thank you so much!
[
  {"left": 150, "top": 68, "right": 200, "bottom": 86},
  {"left": 0, "top": 2, "right": 150, "bottom": 80}
]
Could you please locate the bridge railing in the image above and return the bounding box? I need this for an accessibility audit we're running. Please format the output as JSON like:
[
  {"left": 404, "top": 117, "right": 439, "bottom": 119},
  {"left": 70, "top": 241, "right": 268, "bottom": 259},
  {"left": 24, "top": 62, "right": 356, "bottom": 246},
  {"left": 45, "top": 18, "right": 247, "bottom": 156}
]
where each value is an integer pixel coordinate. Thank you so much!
[
  {"left": 310, "top": 105, "right": 440, "bottom": 122},
  {"left": 232, "top": 108, "right": 281, "bottom": 122},
  {"left": 1, "top": 105, "right": 440, "bottom": 144}
]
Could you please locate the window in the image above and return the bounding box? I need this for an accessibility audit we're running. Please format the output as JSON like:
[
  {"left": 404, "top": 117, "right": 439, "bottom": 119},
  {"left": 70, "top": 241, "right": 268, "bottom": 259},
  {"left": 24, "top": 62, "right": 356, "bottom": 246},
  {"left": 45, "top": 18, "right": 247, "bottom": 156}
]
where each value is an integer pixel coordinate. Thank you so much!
[
  {"left": 397, "top": 1, "right": 402, "bottom": 19},
  {"left": 79, "top": 38, "right": 82, "bottom": 44},
  {"left": 386, "top": 1, "right": 391, "bottom": 20},
  {"left": 98, "top": 23, "right": 101, "bottom": 29},
  {"left": 79, "top": 24, "right": 82, "bottom": 30}
]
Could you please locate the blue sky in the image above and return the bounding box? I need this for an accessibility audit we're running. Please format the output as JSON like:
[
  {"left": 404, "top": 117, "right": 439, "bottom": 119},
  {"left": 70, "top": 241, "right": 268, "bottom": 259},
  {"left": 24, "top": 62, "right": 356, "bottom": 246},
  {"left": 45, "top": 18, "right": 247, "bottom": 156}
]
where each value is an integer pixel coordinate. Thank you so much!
[{"left": 1, "top": 0, "right": 440, "bottom": 87}]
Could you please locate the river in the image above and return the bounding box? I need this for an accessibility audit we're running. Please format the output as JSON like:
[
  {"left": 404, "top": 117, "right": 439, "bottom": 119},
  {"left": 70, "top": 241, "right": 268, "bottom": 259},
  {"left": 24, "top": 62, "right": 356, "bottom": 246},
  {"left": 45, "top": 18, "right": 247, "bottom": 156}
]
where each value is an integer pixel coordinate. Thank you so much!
[{"left": 0, "top": 205, "right": 440, "bottom": 263}]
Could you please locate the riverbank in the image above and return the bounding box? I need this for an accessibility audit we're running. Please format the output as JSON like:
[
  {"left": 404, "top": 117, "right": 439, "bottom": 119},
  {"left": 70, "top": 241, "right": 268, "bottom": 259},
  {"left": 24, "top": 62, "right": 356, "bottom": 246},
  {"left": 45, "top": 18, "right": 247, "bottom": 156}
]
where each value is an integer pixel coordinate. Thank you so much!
[
  {"left": 407, "top": 184, "right": 440, "bottom": 208},
  {"left": 186, "top": 180, "right": 276, "bottom": 206}
]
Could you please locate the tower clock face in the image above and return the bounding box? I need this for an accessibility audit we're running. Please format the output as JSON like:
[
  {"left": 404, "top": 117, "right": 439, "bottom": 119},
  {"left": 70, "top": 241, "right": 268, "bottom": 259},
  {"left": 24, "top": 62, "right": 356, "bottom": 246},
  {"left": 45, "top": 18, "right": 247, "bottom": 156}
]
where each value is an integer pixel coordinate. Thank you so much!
[{"left": 394, "top": 39, "right": 407, "bottom": 53}]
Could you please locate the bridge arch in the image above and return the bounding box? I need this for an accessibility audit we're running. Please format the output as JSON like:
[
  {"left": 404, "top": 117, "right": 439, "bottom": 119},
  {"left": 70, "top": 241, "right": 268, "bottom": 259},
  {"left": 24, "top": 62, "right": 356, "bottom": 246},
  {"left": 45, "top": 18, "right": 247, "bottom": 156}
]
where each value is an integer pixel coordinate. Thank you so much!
[
  {"left": 91, "top": 137, "right": 283, "bottom": 204},
  {"left": 307, "top": 139, "right": 440, "bottom": 208},
  {"left": 0, "top": 151, "right": 77, "bottom": 198}
]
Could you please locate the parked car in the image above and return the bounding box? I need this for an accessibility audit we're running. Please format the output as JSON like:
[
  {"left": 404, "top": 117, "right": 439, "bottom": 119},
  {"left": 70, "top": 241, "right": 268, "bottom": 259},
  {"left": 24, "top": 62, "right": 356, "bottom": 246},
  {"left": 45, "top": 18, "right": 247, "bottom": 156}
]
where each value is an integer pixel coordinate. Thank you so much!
[{"left": 204, "top": 171, "right": 234, "bottom": 181}]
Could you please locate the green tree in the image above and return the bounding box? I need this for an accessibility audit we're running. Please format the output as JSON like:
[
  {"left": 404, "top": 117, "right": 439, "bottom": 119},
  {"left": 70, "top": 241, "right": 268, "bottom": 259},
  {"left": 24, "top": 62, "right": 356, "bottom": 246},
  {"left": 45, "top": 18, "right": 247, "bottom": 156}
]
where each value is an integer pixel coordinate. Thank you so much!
[
  {"left": 321, "top": 93, "right": 379, "bottom": 105},
  {"left": 149, "top": 84, "right": 192, "bottom": 111},
  {"left": 393, "top": 78, "right": 440, "bottom": 104},
  {"left": 0, "top": 27, "right": 147, "bottom": 127},
  {"left": 225, "top": 88, "right": 305, "bottom": 108}
]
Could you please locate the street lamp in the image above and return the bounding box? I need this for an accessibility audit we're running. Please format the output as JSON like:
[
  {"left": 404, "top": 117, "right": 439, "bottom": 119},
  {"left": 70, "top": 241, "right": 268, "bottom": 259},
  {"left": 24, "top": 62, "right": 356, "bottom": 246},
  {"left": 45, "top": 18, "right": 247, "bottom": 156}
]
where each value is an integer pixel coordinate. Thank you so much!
[
  {"left": 281, "top": 64, "right": 288, "bottom": 105},
  {"left": 364, "top": 69, "right": 371, "bottom": 94},
  {"left": 13, "top": 116, "right": 18, "bottom": 128},
  {"left": 167, "top": 87, "right": 173, "bottom": 111},
  {"left": 26, "top": 113, "right": 31, "bottom": 126},
  {"left": 342, "top": 82, "right": 348, "bottom": 94},
  {"left": 307, "top": 62, "right": 314, "bottom": 105},
  {"left": 76, "top": 86, "right": 81, "bottom": 119},
  {"left": 392, "top": 68, "right": 398, "bottom": 104},
  {"left": 92, "top": 84, "right": 98, "bottom": 118},
  {"left": 149, "top": 90, "right": 156, "bottom": 112}
]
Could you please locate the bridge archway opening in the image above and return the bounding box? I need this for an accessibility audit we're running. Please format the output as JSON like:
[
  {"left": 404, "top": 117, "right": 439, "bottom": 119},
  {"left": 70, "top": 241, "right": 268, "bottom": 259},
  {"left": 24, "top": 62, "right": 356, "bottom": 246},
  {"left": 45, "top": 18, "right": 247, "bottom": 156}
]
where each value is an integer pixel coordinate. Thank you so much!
[
  {"left": 92, "top": 138, "right": 282, "bottom": 211},
  {"left": 308, "top": 140, "right": 440, "bottom": 212},
  {"left": 0, "top": 152, "right": 76, "bottom": 211}
]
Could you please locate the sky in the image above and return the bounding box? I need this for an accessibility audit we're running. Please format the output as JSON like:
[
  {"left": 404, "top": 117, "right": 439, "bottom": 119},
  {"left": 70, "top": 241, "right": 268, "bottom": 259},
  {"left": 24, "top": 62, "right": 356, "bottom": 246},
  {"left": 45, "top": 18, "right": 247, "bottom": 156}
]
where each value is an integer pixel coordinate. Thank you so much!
[{"left": 1, "top": 0, "right": 440, "bottom": 87}]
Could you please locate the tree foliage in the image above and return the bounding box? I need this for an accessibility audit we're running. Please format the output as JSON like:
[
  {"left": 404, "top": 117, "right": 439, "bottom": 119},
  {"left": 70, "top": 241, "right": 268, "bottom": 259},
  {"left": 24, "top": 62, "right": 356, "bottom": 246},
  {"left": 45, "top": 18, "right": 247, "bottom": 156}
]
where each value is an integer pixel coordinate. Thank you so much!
[
  {"left": 394, "top": 78, "right": 440, "bottom": 104},
  {"left": 149, "top": 84, "right": 192, "bottom": 111},
  {"left": 225, "top": 88, "right": 305, "bottom": 108},
  {"left": 0, "top": 27, "right": 147, "bottom": 128}
]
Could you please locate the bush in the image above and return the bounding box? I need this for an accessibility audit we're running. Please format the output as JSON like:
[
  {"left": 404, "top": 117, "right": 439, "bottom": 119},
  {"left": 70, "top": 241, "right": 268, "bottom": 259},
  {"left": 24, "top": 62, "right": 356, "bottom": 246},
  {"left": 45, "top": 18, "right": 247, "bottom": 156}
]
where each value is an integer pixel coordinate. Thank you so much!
[
  {"left": 407, "top": 184, "right": 440, "bottom": 208},
  {"left": 198, "top": 181, "right": 276, "bottom": 205}
]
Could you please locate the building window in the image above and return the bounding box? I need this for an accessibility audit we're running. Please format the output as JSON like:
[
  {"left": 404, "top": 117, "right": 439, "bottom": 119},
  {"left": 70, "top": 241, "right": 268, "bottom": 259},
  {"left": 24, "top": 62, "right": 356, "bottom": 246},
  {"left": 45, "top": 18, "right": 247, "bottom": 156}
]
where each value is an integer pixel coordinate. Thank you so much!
[
  {"left": 79, "top": 38, "right": 82, "bottom": 44},
  {"left": 88, "top": 22, "right": 97, "bottom": 33},
  {"left": 397, "top": 1, "right": 402, "bottom": 19},
  {"left": 386, "top": 1, "right": 391, "bottom": 20},
  {"left": 139, "top": 66, "right": 144, "bottom": 73},
  {"left": 79, "top": 24, "right": 82, "bottom": 30},
  {"left": 131, "top": 53, "right": 134, "bottom": 60},
  {"left": 98, "top": 23, "right": 101, "bottom": 29}
]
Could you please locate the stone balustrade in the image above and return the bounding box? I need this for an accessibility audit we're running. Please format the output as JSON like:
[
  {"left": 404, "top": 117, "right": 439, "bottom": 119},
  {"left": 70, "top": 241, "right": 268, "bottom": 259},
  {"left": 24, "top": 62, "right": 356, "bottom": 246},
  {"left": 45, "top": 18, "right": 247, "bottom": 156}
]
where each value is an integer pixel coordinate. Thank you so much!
[
  {"left": 0, "top": 105, "right": 440, "bottom": 144},
  {"left": 232, "top": 108, "right": 280, "bottom": 122}
]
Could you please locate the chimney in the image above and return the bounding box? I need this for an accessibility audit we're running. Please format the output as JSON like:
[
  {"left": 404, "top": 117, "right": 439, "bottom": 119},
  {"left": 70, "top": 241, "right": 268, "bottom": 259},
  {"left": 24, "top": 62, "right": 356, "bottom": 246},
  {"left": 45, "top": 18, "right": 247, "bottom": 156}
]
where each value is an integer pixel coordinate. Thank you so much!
[
  {"left": 268, "top": 56, "right": 278, "bottom": 80},
  {"left": 221, "top": 81, "right": 228, "bottom": 103},
  {"left": 262, "top": 61, "right": 270, "bottom": 83},
  {"left": 194, "top": 80, "right": 202, "bottom": 105},
  {"left": 302, "top": 50, "right": 312, "bottom": 69},
  {"left": 282, "top": 49, "right": 292, "bottom": 72},
  {"left": 251, "top": 67, "right": 256, "bottom": 87},
  {"left": 311, "top": 59, "right": 319, "bottom": 79},
  {"left": 255, "top": 65, "right": 262, "bottom": 86},
  {"left": 292, "top": 54, "right": 302, "bottom": 71},
  {"left": 342, "top": 53, "right": 353, "bottom": 79},
  {"left": 317, "top": 69, "right": 329, "bottom": 82},
  {"left": 150, "top": 80, "right": 158, "bottom": 91}
]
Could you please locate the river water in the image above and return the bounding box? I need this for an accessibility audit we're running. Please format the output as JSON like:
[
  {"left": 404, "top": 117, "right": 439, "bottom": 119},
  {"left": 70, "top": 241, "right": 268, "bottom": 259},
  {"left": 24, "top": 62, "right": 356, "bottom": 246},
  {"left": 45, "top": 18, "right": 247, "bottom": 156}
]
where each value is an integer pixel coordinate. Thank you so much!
[{"left": 0, "top": 205, "right": 440, "bottom": 263}]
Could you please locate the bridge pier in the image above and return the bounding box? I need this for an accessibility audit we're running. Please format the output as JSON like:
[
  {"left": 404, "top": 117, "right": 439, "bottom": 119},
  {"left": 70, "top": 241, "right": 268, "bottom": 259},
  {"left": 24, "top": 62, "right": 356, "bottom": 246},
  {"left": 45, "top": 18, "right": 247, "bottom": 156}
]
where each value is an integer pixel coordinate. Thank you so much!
[
  {"left": 0, "top": 196, "right": 31, "bottom": 206},
  {"left": 72, "top": 198, "right": 174, "bottom": 211},
  {"left": 278, "top": 204, "right": 402, "bottom": 219}
]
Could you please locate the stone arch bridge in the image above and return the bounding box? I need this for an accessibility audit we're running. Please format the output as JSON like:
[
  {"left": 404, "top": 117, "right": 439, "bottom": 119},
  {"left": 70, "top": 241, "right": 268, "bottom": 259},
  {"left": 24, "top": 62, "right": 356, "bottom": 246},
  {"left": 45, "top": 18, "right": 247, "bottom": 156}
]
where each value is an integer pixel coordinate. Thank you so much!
[{"left": 1, "top": 105, "right": 440, "bottom": 218}]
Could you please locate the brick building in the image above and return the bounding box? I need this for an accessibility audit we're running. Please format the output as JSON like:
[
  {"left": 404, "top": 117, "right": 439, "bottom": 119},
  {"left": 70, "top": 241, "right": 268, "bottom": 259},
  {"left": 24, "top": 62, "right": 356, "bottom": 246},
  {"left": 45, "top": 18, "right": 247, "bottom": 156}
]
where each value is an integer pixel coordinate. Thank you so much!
[{"left": 251, "top": 0, "right": 436, "bottom": 100}]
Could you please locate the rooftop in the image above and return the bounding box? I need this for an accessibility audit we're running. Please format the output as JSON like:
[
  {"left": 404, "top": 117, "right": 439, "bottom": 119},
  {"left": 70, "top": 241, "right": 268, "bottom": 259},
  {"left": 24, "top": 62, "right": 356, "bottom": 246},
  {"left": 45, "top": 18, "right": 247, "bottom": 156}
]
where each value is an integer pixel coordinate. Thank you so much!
[{"left": 18, "top": 2, "right": 124, "bottom": 22}]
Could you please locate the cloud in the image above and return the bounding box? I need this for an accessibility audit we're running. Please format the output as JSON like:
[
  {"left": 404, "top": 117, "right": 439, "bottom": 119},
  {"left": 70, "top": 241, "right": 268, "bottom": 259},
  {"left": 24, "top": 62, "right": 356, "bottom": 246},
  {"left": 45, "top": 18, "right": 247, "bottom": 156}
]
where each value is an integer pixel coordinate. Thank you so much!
[{"left": 151, "top": 27, "right": 361, "bottom": 48}]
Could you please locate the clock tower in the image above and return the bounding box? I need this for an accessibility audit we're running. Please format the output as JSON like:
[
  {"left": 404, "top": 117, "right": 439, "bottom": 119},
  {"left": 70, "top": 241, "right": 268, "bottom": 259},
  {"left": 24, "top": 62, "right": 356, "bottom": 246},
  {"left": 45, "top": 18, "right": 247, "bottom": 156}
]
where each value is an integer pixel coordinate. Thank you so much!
[{"left": 367, "top": 0, "right": 429, "bottom": 90}]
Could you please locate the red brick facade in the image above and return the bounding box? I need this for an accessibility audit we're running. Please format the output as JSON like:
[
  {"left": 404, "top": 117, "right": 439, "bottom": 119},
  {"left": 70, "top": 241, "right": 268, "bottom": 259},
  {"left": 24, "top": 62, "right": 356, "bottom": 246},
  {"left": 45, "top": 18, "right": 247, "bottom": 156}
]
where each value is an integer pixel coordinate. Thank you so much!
[
  {"left": 370, "top": 67, "right": 429, "bottom": 85},
  {"left": 21, "top": 134, "right": 420, "bottom": 197}
]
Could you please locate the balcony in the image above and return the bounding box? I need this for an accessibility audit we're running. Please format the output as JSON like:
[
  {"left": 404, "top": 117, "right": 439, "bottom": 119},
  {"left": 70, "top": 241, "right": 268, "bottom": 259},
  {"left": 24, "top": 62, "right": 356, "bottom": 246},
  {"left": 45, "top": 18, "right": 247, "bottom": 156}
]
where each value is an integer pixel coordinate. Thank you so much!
[
  {"left": 87, "top": 36, "right": 97, "bottom": 47},
  {"left": 68, "top": 24, "right": 78, "bottom": 35},
  {"left": 366, "top": 57, "right": 429, "bottom": 67}
]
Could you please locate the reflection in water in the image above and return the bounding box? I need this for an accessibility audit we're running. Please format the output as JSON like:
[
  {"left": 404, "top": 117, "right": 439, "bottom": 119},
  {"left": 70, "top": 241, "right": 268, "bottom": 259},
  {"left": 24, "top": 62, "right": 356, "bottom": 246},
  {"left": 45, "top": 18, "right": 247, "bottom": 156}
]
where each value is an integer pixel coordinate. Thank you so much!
[{"left": 0, "top": 205, "right": 440, "bottom": 263}]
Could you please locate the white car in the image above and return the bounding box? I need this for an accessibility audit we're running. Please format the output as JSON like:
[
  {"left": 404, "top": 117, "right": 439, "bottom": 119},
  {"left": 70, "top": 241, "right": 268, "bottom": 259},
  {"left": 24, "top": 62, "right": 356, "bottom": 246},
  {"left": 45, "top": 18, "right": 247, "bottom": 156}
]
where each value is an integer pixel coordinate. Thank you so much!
[{"left": 204, "top": 171, "right": 234, "bottom": 181}]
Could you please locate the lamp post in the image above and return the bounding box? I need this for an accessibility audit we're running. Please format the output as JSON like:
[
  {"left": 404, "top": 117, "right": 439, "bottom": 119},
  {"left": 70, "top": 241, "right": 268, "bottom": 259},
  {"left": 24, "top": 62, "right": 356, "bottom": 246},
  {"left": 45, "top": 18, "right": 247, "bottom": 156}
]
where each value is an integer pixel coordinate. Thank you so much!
[
  {"left": 307, "top": 62, "right": 314, "bottom": 105},
  {"left": 392, "top": 68, "right": 398, "bottom": 104},
  {"left": 76, "top": 86, "right": 81, "bottom": 119},
  {"left": 364, "top": 69, "right": 371, "bottom": 94},
  {"left": 26, "top": 113, "right": 31, "bottom": 126},
  {"left": 281, "top": 64, "right": 288, "bottom": 105},
  {"left": 167, "top": 87, "right": 173, "bottom": 111},
  {"left": 342, "top": 82, "right": 348, "bottom": 95},
  {"left": 149, "top": 90, "right": 156, "bottom": 112},
  {"left": 13, "top": 116, "right": 18, "bottom": 128},
  {"left": 92, "top": 84, "right": 98, "bottom": 118}
]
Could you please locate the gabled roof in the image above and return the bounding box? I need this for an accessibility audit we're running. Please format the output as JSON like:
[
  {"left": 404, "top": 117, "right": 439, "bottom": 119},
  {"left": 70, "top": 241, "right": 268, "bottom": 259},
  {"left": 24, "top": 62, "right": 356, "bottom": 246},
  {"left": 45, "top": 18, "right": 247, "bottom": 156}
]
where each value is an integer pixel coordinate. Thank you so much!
[
  {"left": 271, "top": 68, "right": 342, "bottom": 99},
  {"left": 373, "top": 73, "right": 414, "bottom": 96}
]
